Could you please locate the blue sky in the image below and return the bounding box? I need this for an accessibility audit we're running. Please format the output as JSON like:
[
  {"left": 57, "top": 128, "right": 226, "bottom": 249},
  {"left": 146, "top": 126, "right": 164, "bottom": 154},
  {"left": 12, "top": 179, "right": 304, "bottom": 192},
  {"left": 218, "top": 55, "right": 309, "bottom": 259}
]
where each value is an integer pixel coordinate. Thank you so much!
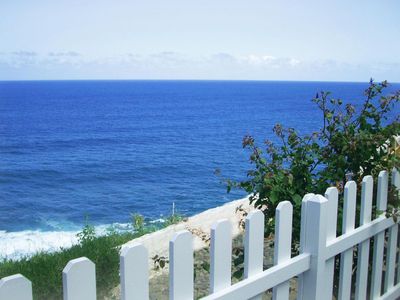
[{"left": 1, "top": 0, "right": 399, "bottom": 81}]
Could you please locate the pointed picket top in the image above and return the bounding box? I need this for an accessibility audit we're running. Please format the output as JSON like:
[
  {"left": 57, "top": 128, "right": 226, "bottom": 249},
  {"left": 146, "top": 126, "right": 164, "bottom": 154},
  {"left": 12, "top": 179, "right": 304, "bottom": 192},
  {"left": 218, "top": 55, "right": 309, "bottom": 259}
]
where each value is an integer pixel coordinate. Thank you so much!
[
  {"left": 244, "top": 210, "right": 264, "bottom": 300},
  {"left": 120, "top": 243, "right": 149, "bottom": 300},
  {"left": 339, "top": 181, "right": 357, "bottom": 300},
  {"left": 325, "top": 187, "right": 338, "bottom": 239},
  {"left": 355, "top": 175, "right": 373, "bottom": 300},
  {"left": 343, "top": 180, "right": 357, "bottom": 232},
  {"left": 244, "top": 210, "right": 264, "bottom": 279},
  {"left": 0, "top": 274, "right": 32, "bottom": 300},
  {"left": 299, "top": 193, "right": 314, "bottom": 253},
  {"left": 63, "top": 257, "right": 96, "bottom": 300},
  {"left": 274, "top": 201, "right": 293, "bottom": 266},
  {"left": 360, "top": 175, "right": 373, "bottom": 225},
  {"left": 169, "top": 230, "right": 193, "bottom": 300},
  {"left": 376, "top": 170, "right": 388, "bottom": 212},
  {"left": 210, "top": 219, "right": 232, "bottom": 293},
  {"left": 273, "top": 201, "right": 293, "bottom": 300},
  {"left": 298, "top": 194, "right": 329, "bottom": 300},
  {"left": 297, "top": 193, "right": 315, "bottom": 300},
  {"left": 324, "top": 187, "right": 338, "bottom": 298}
]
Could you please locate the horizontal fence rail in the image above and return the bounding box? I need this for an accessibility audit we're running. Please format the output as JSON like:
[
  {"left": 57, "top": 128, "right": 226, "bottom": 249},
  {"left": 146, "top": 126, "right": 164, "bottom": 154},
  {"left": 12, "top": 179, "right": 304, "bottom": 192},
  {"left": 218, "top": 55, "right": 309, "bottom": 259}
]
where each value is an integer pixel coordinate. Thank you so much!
[{"left": 1, "top": 169, "right": 399, "bottom": 300}]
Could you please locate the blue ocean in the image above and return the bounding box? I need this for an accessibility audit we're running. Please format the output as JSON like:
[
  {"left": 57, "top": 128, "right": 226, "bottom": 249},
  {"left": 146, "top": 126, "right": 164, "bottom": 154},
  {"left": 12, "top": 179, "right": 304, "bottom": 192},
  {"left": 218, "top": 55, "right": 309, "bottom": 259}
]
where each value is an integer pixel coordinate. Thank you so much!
[{"left": 1, "top": 80, "right": 398, "bottom": 257}]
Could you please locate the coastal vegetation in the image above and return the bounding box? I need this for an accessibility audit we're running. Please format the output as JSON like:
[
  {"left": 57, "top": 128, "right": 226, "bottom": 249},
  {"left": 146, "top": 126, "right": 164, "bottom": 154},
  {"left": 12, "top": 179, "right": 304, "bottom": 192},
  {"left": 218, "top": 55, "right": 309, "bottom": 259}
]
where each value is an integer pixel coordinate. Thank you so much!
[
  {"left": 1, "top": 80, "right": 398, "bottom": 299},
  {"left": 0, "top": 216, "right": 172, "bottom": 299},
  {"left": 226, "top": 79, "right": 400, "bottom": 247}
]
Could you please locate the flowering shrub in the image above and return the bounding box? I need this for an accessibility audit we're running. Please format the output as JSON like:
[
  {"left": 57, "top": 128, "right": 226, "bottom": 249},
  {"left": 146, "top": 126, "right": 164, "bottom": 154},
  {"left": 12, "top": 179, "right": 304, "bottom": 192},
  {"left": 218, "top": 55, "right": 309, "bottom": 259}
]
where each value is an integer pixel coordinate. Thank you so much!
[{"left": 227, "top": 80, "right": 400, "bottom": 246}]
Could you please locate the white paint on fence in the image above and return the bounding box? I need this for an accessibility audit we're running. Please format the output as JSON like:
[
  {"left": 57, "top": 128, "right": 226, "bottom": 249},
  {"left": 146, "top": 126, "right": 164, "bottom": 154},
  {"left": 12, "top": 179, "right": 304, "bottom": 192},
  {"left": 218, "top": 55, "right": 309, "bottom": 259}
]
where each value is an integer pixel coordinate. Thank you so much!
[
  {"left": 299, "top": 193, "right": 314, "bottom": 251},
  {"left": 272, "top": 201, "right": 292, "bottom": 300},
  {"left": 244, "top": 210, "right": 264, "bottom": 300},
  {"left": 384, "top": 169, "right": 400, "bottom": 294},
  {"left": 62, "top": 257, "right": 96, "bottom": 300},
  {"left": 2, "top": 171, "right": 400, "bottom": 300},
  {"left": 385, "top": 224, "right": 398, "bottom": 292},
  {"left": 371, "top": 171, "right": 388, "bottom": 299},
  {"left": 0, "top": 274, "right": 32, "bottom": 300},
  {"left": 393, "top": 167, "right": 400, "bottom": 190},
  {"left": 377, "top": 170, "right": 389, "bottom": 211},
  {"left": 120, "top": 243, "right": 149, "bottom": 300},
  {"left": 298, "top": 194, "right": 329, "bottom": 300},
  {"left": 169, "top": 230, "right": 193, "bottom": 300},
  {"left": 338, "top": 181, "right": 357, "bottom": 300},
  {"left": 393, "top": 169, "right": 400, "bottom": 287},
  {"left": 202, "top": 254, "right": 310, "bottom": 300},
  {"left": 324, "top": 187, "right": 338, "bottom": 298},
  {"left": 297, "top": 193, "right": 314, "bottom": 299},
  {"left": 355, "top": 175, "right": 373, "bottom": 300},
  {"left": 210, "top": 219, "right": 232, "bottom": 293}
]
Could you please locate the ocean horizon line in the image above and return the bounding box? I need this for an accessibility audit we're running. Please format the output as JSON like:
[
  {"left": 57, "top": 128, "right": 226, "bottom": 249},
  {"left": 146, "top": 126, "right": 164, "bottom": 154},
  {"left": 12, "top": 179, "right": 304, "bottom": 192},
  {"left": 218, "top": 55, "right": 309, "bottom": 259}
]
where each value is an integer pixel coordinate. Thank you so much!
[{"left": 2, "top": 78, "right": 398, "bottom": 84}]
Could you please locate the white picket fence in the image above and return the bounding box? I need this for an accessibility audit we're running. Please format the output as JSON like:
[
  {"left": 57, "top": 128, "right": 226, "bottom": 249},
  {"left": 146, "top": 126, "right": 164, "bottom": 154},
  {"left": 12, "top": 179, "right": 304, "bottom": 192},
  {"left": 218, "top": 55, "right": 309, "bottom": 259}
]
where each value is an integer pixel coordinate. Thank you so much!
[{"left": 1, "top": 170, "right": 400, "bottom": 300}]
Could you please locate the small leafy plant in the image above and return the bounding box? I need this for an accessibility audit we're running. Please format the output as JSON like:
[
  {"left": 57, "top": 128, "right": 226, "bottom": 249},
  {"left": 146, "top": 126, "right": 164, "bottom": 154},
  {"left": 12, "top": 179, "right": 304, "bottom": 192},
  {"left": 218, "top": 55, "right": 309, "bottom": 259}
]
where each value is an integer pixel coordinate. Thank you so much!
[
  {"left": 152, "top": 254, "right": 169, "bottom": 271},
  {"left": 131, "top": 213, "right": 145, "bottom": 234},
  {"left": 76, "top": 216, "right": 96, "bottom": 244}
]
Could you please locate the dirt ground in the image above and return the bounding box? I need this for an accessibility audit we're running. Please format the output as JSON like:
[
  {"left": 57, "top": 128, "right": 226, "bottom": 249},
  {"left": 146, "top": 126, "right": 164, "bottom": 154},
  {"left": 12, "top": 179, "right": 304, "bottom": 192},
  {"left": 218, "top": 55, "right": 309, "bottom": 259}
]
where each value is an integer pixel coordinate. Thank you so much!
[{"left": 108, "top": 235, "right": 298, "bottom": 300}]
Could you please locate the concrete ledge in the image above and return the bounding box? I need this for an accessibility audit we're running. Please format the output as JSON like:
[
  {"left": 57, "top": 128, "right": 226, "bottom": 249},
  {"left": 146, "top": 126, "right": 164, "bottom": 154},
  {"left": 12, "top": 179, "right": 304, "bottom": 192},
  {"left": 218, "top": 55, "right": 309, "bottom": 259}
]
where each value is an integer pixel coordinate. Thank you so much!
[{"left": 122, "top": 196, "right": 255, "bottom": 274}]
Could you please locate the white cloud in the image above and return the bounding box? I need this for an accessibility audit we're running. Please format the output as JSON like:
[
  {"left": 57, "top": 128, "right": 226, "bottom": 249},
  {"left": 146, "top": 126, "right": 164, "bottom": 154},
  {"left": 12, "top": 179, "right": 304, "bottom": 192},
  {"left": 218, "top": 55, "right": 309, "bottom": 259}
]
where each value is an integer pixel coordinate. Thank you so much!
[
  {"left": 243, "top": 54, "right": 277, "bottom": 65},
  {"left": 0, "top": 50, "right": 399, "bottom": 82},
  {"left": 48, "top": 51, "right": 80, "bottom": 57},
  {"left": 12, "top": 51, "right": 37, "bottom": 57},
  {"left": 289, "top": 58, "right": 301, "bottom": 66}
]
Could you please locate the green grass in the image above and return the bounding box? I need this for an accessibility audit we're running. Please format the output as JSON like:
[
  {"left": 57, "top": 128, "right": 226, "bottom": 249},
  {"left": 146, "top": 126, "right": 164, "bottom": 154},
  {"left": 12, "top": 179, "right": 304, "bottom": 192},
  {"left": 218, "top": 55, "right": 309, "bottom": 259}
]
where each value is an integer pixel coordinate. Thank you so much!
[
  {"left": 0, "top": 232, "right": 133, "bottom": 299},
  {"left": 0, "top": 220, "right": 170, "bottom": 300}
]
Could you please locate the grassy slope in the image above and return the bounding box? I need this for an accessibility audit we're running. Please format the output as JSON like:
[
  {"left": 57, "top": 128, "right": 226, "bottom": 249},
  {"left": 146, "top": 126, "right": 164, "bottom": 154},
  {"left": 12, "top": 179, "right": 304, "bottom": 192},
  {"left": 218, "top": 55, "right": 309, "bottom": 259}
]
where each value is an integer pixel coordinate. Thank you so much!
[{"left": 0, "top": 231, "right": 150, "bottom": 299}]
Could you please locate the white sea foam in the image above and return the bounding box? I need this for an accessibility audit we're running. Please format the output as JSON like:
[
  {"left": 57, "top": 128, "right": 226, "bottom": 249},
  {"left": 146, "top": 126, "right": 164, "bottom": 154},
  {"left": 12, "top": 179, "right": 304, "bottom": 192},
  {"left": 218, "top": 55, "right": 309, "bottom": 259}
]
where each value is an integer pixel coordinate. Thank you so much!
[
  {"left": 0, "top": 229, "right": 79, "bottom": 260},
  {"left": 0, "top": 222, "right": 136, "bottom": 261}
]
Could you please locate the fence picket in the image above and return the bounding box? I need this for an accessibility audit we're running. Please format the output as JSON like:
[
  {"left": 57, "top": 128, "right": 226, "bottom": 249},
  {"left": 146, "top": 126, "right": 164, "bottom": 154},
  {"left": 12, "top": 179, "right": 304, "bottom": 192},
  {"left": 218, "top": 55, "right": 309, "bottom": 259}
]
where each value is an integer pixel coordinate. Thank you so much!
[
  {"left": 244, "top": 210, "right": 265, "bottom": 300},
  {"left": 62, "top": 257, "right": 96, "bottom": 300},
  {"left": 393, "top": 168, "right": 400, "bottom": 190},
  {"left": 298, "top": 194, "right": 329, "bottom": 300},
  {"left": 0, "top": 274, "right": 32, "bottom": 300},
  {"left": 169, "top": 230, "right": 193, "bottom": 300},
  {"left": 297, "top": 193, "right": 314, "bottom": 300},
  {"left": 324, "top": 187, "right": 338, "bottom": 298},
  {"left": 2, "top": 170, "right": 400, "bottom": 300},
  {"left": 210, "top": 219, "right": 232, "bottom": 293},
  {"left": 385, "top": 225, "right": 398, "bottom": 292},
  {"left": 355, "top": 175, "right": 373, "bottom": 300},
  {"left": 371, "top": 171, "right": 388, "bottom": 298},
  {"left": 394, "top": 169, "right": 400, "bottom": 285},
  {"left": 272, "top": 201, "right": 293, "bottom": 300},
  {"left": 338, "top": 181, "right": 357, "bottom": 300},
  {"left": 384, "top": 169, "right": 400, "bottom": 292},
  {"left": 120, "top": 243, "right": 149, "bottom": 300}
]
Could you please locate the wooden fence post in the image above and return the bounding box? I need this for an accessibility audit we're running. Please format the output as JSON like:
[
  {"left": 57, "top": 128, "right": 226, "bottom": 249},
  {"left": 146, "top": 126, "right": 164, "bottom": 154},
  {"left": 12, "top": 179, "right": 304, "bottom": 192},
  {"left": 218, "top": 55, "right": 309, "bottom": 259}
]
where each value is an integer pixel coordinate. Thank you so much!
[
  {"left": 298, "top": 194, "right": 329, "bottom": 300},
  {"left": 338, "top": 181, "right": 357, "bottom": 300},
  {"left": 272, "top": 201, "right": 293, "bottom": 300},
  {"left": 210, "top": 219, "right": 232, "bottom": 293},
  {"left": 120, "top": 243, "right": 149, "bottom": 300},
  {"left": 0, "top": 274, "right": 32, "bottom": 300},
  {"left": 370, "top": 171, "right": 388, "bottom": 298},
  {"left": 297, "top": 193, "right": 314, "bottom": 299},
  {"left": 393, "top": 169, "right": 400, "bottom": 285},
  {"left": 169, "top": 230, "right": 193, "bottom": 300},
  {"left": 62, "top": 257, "right": 96, "bottom": 300},
  {"left": 244, "top": 210, "right": 265, "bottom": 300},
  {"left": 384, "top": 169, "right": 400, "bottom": 293},
  {"left": 324, "top": 187, "right": 338, "bottom": 298},
  {"left": 355, "top": 175, "right": 373, "bottom": 300}
]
